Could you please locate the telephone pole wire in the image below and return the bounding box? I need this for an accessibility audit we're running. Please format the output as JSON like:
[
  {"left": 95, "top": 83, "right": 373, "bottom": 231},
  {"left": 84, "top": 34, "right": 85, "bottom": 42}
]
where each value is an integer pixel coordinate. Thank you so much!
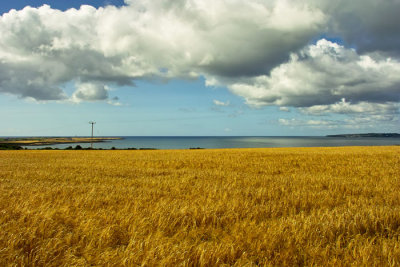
[{"left": 89, "top": 121, "right": 96, "bottom": 149}]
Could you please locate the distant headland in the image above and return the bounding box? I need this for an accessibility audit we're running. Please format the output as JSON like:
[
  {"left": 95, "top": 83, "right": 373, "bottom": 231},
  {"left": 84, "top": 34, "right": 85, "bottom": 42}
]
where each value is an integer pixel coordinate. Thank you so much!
[
  {"left": 327, "top": 133, "right": 400, "bottom": 138},
  {"left": 0, "top": 137, "right": 122, "bottom": 146}
]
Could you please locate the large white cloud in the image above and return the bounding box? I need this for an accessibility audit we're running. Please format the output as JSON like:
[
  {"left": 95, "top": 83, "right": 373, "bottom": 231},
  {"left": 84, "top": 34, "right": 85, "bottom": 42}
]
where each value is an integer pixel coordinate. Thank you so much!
[
  {"left": 0, "top": 1, "right": 325, "bottom": 101},
  {"left": 228, "top": 39, "right": 400, "bottom": 114}
]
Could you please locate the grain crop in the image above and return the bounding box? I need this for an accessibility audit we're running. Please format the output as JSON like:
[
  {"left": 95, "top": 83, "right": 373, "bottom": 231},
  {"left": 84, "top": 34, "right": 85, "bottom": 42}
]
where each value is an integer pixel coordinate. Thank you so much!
[{"left": 0, "top": 146, "right": 399, "bottom": 266}]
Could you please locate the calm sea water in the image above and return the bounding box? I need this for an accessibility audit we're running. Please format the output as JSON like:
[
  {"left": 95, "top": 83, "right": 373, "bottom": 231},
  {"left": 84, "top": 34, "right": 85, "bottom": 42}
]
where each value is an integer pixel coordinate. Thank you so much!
[{"left": 27, "top": 136, "right": 400, "bottom": 150}]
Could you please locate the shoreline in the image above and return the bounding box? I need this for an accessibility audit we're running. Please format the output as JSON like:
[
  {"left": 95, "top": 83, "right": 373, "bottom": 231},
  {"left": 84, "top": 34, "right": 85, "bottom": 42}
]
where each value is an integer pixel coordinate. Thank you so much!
[{"left": 0, "top": 137, "right": 123, "bottom": 146}]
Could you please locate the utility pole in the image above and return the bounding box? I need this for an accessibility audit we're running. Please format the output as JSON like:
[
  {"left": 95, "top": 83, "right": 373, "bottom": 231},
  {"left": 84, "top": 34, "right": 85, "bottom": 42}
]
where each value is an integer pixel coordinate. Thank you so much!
[{"left": 89, "top": 121, "right": 96, "bottom": 149}]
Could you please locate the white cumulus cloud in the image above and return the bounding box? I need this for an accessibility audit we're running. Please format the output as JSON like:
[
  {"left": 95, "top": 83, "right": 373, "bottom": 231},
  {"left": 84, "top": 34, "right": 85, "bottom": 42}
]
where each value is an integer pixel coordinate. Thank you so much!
[
  {"left": 229, "top": 39, "right": 400, "bottom": 108},
  {"left": 0, "top": 1, "right": 325, "bottom": 102},
  {"left": 228, "top": 39, "right": 400, "bottom": 129},
  {"left": 71, "top": 82, "right": 109, "bottom": 102},
  {"left": 213, "top": 100, "right": 230, "bottom": 107}
]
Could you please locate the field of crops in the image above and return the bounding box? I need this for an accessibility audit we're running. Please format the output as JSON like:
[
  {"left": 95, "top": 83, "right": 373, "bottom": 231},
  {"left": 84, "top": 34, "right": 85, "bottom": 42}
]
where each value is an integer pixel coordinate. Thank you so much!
[{"left": 0, "top": 146, "right": 399, "bottom": 266}]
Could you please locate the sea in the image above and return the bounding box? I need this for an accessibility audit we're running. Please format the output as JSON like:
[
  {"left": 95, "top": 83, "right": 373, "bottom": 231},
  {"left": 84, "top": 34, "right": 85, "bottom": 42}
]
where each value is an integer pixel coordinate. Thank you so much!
[{"left": 25, "top": 136, "right": 400, "bottom": 150}]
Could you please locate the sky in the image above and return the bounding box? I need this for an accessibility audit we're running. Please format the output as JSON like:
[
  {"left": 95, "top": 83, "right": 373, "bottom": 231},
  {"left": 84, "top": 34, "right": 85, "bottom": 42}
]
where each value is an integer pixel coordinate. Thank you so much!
[{"left": 0, "top": 0, "right": 399, "bottom": 136}]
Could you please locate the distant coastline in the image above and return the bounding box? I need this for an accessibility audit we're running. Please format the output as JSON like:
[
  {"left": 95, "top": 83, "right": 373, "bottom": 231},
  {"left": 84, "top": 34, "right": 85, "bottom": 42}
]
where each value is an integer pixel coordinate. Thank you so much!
[
  {"left": 0, "top": 137, "right": 123, "bottom": 146},
  {"left": 327, "top": 133, "right": 400, "bottom": 138}
]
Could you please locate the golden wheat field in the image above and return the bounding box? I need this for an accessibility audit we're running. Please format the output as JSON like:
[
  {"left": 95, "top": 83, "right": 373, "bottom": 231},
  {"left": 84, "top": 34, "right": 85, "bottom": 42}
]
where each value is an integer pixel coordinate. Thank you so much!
[{"left": 0, "top": 146, "right": 399, "bottom": 266}]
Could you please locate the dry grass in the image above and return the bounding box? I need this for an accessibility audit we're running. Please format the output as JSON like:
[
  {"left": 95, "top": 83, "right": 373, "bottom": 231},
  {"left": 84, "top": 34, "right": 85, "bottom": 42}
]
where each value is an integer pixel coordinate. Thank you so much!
[{"left": 0, "top": 146, "right": 399, "bottom": 266}]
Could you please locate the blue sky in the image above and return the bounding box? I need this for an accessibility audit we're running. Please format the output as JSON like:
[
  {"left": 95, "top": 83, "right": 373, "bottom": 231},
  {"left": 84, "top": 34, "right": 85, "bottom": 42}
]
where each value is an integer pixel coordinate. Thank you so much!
[
  {"left": 1, "top": 78, "right": 299, "bottom": 136},
  {"left": 0, "top": 1, "right": 399, "bottom": 136}
]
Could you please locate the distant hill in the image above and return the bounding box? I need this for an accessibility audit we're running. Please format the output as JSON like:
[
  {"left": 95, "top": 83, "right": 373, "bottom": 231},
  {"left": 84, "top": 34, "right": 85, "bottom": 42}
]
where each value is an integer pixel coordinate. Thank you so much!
[{"left": 327, "top": 133, "right": 400, "bottom": 138}]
